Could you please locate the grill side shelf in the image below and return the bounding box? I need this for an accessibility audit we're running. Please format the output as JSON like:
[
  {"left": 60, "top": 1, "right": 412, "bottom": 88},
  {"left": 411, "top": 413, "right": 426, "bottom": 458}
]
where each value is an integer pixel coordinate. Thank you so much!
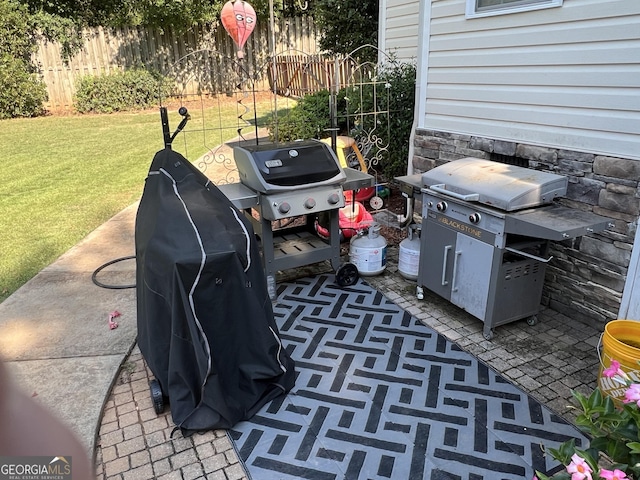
[
  {"left": 504, "top": 204, "right": 611, "bottom": 241},
  {"left": 217, "top": 182, "right": 259, "bottom": 210}
]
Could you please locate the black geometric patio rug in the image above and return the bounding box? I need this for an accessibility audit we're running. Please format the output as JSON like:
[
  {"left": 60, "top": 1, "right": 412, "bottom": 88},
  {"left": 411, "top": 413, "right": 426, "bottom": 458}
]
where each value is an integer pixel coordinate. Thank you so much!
[{"left": 229, "top": 275, "right": 586, "bottom": 480}]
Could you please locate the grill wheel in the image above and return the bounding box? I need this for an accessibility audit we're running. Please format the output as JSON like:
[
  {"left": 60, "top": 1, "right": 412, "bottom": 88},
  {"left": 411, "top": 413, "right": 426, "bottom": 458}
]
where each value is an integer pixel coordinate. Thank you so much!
[
  {"left": 149, "top": 379, "right": 165, "bottom": 414},
  {"left": 335, "top": 262, "right": 359, "bottom": 287}
]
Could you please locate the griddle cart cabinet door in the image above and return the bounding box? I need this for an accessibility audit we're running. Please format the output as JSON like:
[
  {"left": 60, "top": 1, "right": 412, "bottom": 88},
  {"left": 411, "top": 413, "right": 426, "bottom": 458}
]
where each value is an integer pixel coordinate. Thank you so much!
[
  {"left": 418, "top": 217, "right": 456, "bottom": 300},
  {"left": 451, "top": 234, "right": 494, "bottom": 320},
  {"left": 418, "top": 216, "right": 493, "bottom": 320}
]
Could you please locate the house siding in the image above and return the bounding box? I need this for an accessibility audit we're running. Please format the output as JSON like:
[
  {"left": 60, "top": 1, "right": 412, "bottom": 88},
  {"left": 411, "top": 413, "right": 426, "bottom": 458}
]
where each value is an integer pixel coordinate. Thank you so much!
[
  {"left": 422, "top": 0, "right": 640, "bottom": 160},
  {"left": 380, "top": 0, "right": 421, "bottom": 61}
]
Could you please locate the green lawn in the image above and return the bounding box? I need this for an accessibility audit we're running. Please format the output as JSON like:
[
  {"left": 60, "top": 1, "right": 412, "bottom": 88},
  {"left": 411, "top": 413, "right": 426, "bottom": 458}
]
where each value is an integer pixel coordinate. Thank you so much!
[{"left": 0, "top": 100, "right": 279, "bottom": 303}]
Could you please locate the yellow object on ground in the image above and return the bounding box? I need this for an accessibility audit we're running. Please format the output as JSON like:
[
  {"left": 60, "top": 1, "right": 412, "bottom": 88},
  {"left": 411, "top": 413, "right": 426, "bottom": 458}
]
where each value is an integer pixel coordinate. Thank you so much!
[
  {"left": 598, "top": 319, "right": 640, "bottom": 403},
  {"left": 321, "top": 136, "right": 368, "bottom": 173}
]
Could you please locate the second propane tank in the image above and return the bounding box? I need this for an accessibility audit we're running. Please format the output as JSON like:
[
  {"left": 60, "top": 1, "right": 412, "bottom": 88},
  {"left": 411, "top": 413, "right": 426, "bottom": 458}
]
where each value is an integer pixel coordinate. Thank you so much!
[
  {"left": 398, "top": 224, "right": 421, "bottom": 281},
  {"left": 349, "top": 223, "right": 387, "bottom": 276}
]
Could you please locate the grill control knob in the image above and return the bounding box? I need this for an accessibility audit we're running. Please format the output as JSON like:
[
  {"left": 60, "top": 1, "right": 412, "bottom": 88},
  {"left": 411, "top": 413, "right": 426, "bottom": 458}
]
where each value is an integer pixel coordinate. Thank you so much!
[
  {"left": 436, "top": 201, "right": 448, "bottom": 212},
  {"left": 278, "top": 202, "right": 291, "bottom": 214},
  {"left": 469, "top": 212, "right": 481, "bottom": 224},
  {"left": 304, "top": 198, "right": 316, "bottom": 209},
  {"left": 327, "top": 193, "right": 341, "bottom": 205}
]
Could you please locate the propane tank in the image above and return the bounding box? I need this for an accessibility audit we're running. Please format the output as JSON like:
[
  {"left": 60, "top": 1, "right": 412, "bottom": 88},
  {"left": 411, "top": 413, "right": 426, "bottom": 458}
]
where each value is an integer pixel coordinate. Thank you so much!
[
  {"left": 349, "top": 223, "right": 387, "bottom": 276},
  {"left": 398, "top": 224, "right": 421, "bottom": 281}
]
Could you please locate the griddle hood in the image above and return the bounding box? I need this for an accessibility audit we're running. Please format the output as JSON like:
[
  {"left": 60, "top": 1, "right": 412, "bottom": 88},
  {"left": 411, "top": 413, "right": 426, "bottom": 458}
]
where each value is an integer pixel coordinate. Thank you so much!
[{"left": 421, "top": 158, "right": 568, "bottom": 211}]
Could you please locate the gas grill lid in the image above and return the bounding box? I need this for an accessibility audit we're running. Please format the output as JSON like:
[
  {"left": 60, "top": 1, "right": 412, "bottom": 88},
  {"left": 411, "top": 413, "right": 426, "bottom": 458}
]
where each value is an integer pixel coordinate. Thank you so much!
[
  {"left": 422, "top": 158, "right": 568, "bottom": 211},
  {"left": 234, "top": 139, "right": 346, "bottom": 194}
]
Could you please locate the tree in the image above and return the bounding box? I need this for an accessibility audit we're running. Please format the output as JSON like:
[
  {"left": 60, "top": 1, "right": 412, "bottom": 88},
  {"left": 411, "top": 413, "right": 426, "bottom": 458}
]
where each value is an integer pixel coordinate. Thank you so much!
[
  {"left": 23, "top": 0, "right": 290, "bottom": 31},
  {"left": 313, "top": 0, "right": 378, "bottom": 62},
  {"left": 23, "top": 0, "right": 222, "bottom": 59},
  {"left": 0, "top": 0, "right": 47, "bottom": 118},
  {"left": 0, "top": 0, "right": 34, "bottom": 63},
  {"left": 19, "top": 0, "right": 291, "bottom": 58}
]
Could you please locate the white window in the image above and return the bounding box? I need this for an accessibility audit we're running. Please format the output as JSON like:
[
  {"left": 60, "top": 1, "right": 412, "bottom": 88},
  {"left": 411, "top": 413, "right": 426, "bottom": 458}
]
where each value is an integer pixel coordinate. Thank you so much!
[{"left": 466, "top": 0, "right": 563, "bottom": 18}]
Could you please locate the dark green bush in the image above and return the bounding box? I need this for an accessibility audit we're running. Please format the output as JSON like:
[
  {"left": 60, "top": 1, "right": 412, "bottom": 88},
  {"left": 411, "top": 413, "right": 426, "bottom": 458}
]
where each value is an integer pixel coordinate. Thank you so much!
[
  {"left": 74, "top": 68, "right": 174, "bottom": 114},
  {"left": 269, "top": 61, "right": 416, "bottom": 180},
  {"left": 0, "top": 55, "right": 48, "bottom": 120},
  {"left": 270, "top": 90, "right": 348, "bottom": 142}
]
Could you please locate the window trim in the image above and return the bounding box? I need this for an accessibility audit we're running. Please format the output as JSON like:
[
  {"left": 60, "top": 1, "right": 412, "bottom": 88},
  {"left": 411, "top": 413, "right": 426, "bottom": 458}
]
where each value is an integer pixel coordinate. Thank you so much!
[{"left": 465, "top": 0, "right": 563, "bottom": 19}]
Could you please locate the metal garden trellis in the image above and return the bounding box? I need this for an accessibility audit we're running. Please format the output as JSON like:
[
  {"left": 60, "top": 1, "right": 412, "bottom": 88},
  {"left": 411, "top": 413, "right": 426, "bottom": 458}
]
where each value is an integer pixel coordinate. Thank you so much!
[{"left": 155, "top": 0, "right": 399, "bottom": 196}]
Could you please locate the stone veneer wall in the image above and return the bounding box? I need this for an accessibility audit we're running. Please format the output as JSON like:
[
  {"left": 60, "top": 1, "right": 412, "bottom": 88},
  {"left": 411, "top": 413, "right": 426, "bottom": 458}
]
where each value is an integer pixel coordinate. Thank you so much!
[{"left": 412, "top": 128, "right": 640, "bottom": 329}]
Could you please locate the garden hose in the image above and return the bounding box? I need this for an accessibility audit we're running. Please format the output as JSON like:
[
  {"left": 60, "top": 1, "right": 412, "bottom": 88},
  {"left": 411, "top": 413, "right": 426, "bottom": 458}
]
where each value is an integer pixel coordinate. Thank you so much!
[{"left": 91, "top": 255, "right": 136, "bottom": 289}]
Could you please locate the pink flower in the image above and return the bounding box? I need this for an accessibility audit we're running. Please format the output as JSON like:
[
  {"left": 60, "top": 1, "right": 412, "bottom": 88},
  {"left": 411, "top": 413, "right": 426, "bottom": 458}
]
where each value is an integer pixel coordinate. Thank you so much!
[
  {"left": 624, "top": 383, "right": 640, "bottom": 406},
  {"left": 603, "top": 360, "right": 631, "bottom": 386},
  {"left": 603, "top": 360, "right": 621, "bottom": 377},
  {"left": 566, "top": 454, "right": 592, "bottom": 480},
  {"left": 599, "top": 468, "right": 630, "bottom": 480}
]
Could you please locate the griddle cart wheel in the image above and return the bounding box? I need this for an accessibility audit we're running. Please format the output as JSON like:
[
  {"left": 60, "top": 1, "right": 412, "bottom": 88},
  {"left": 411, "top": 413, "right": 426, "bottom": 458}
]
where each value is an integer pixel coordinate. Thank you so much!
[
  {"left": 149, "top": 379, "right": 164, "bottom": 414},
  {"left": 526, "top": 315, "right": 538, "bottom": 326},
  {"left": 335, "top": 262, "right": 359, "bottom": 287}
]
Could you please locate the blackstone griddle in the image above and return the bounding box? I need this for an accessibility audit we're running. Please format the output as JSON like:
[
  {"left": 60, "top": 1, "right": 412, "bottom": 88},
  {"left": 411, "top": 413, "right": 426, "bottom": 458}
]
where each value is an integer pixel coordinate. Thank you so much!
[{"left": 397, "top": 158, "right": 612, "bottom": 339}]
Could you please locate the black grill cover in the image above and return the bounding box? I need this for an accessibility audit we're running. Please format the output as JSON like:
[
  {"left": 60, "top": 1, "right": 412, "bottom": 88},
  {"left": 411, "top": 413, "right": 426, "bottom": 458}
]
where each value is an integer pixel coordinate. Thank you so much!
[{"left": 135, "top": 148, "right": 295, "bottom": 434}]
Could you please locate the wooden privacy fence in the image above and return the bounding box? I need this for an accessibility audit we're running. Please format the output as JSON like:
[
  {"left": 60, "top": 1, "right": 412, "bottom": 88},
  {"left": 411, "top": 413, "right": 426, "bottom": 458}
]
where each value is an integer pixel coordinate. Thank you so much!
[
  {"left": 34, "top": 16, "right": 329, "bottom": 110},
  {"left": 268, "top": 55, "right": 355, "bottom": 97}
]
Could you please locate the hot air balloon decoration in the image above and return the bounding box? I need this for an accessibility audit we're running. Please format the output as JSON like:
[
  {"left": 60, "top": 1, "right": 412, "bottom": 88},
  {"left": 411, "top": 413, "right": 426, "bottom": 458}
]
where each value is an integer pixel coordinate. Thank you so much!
[{"left": 221, "top": 0, "right": 257, "bottom": 59}]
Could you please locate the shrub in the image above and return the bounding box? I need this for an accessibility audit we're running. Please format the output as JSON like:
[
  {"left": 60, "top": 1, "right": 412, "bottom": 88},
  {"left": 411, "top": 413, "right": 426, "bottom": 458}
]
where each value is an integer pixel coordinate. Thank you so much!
[
  {"left": 270, "top": 90, "right": 348, "bottom": 142},
  {"left": 269, "top": 61, "right": 416, "bottom": 181},
  {"left": 74, "top": 68, "right": 173, "bottom": 114},
  {"left": 0, "top": 55, "right": 47, "bottom": 119}
]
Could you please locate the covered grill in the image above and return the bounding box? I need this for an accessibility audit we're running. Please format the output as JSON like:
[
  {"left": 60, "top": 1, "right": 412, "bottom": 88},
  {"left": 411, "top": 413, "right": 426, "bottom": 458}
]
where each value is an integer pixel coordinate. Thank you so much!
[
  {"left": 219, "top": 139, "right": 373, "bottom": 295},
  {"left": 135, "top": 148, "right": 295, "bottom": 434},
  {"left": 398, "top": 158, "right": 612, "bottom": 339}
]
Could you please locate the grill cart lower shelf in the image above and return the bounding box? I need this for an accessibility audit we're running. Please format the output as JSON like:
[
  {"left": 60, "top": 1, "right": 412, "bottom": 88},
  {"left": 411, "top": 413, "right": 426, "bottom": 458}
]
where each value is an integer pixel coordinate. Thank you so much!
[
  {"left": 219, "top": 168, "right": 372, "bottom": 297},
  {"left": 252, "top": 211, "right": 344, "bottom": 297},
  {"left": 269, "top": 230, "right": 335, "bottom": 268}
]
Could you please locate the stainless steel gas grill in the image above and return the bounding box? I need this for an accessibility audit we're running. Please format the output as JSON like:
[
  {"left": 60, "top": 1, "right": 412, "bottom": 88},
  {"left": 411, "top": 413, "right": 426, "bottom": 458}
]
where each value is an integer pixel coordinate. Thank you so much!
[
  {"left": 218, "top": 139, "right": 373, "bottom": 297},
  {"left": 397, "top": 158, "right": 612, "bottom": 340}
]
